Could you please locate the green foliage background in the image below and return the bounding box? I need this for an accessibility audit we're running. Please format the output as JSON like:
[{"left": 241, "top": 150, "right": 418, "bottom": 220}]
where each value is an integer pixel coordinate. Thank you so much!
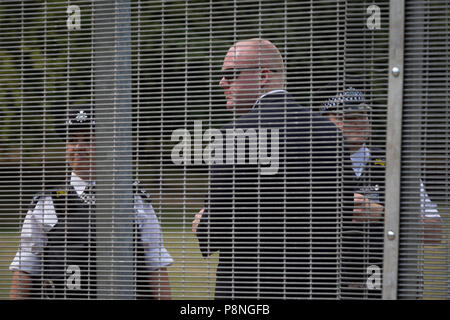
[
  {"left": 0, "top": 0, "right": 447, "bottom": 299},
  {"left": 0, "top": 0, "right": 390, "bottom": 299}
]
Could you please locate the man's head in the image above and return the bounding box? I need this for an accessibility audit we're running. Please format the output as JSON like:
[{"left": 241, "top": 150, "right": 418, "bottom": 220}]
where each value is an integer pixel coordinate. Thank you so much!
[
  {"left": 320, "top": 87, "right": 371, "bottom": 152},
  {"left": 219, "top": 39, "right": 286, "bottom": 113},
  {"left": 64, "top": 108, "right": 95, "bottom": 181}
]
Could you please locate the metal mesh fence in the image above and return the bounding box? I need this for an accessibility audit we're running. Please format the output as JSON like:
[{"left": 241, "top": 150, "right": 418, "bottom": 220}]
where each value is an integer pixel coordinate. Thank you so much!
[
  {"left": 397, "top": 0, "right": 449, "bottom": 300},
  {"left": 0, "top": 0, "right": 447, "bottom": 300}
]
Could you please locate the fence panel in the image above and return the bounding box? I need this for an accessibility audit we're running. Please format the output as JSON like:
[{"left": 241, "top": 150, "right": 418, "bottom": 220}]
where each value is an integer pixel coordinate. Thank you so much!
[
  {"left": 397, "top": 0, "right": 449, "bottom": 300},
  {"left": 0, "top": 0, "right": 446, "bottom": 300}
]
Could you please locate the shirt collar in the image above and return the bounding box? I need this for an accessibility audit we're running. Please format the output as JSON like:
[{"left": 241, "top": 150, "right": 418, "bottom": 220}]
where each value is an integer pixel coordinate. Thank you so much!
[
  {"left": 252, "top": 89, "right": 288, "bottom": 109},
  {"left": 350, "top": 144, "right": 370, "bottom": 177},
  {"left": 71, "top": 172, "right": 95, "bottom": 196}
]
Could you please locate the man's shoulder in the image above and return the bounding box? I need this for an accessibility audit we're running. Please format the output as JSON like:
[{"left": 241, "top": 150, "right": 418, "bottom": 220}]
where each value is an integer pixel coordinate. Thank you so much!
[
  {"left": 233, "top": 92, "right": 309, "bottom": 127},
  {"left": 23, "top": 187, "right": 59, "bottom": 218},
  {"left": 369, "top": 146, "right": 385, "bottom": 154},
  {"left": 220, "top": 91, "right": 339, "bottom": 144},
  {"left": 27, "top": 183, "right": 74, "bottom": 213},
  {"left": 257, "top": 91, "right": 338, "bottom": 126},
  {"left": 368, "top": 147, "right": 386, "bottom": 167},
  {"left": 133, "top": 180, "right": 153, "bottom": 202},
  {"left": 29, "top": 183, "right": 67, "bottom": 202},
  {"left": 258, "top": 90, "right": 295, "bottom": 104},
  {"left": 256, "top": 91, "right": 305, "bottom": 114},
  {"left": 225, "top": 101, "right": 339, "bottom": 141}
]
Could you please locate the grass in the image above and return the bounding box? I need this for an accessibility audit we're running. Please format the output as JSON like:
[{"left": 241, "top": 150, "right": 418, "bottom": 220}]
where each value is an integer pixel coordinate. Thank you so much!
[
  {"left": 0, "top": 203, "right": 447, "bottom": 300},
  {"left": 0, "top": 232, "right": 21, "bottom": 299},
  {"left": 164, "top": 231, "right": 218, "bottom": 300},
  {"left": 0, "top": 227, "right": 219, "bottom": 300}
]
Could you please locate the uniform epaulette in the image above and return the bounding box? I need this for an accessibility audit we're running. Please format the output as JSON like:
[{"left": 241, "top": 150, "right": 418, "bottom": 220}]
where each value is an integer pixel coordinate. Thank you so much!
[
  {"left": 133, "top": 180, "right": 152, "bottom": 201},
  {"left": 29, "top": 192, "right": 46, "bottom": 211},
  {"left": 373, "top": 158, "right": 385, "bottom": 167},
  {"left": 29, "top": 185, "right": 64, "bottom": 209},
  {"left": 48, "top": 184, "right": 71, "bottom": 198}
]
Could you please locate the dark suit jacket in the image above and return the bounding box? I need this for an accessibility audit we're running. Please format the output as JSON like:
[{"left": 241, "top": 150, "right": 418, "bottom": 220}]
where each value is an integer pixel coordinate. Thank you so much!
[
  {"left": 341, "top": 147, "right": 385, "bottom": 298},
  {"left": 196, "top": 91, "right": 342, "bottom": 299}
]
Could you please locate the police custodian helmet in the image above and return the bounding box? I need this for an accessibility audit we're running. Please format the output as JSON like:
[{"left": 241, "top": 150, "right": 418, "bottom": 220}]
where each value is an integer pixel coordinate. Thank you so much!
[
  {"left": 320, "top": 86, "right": 371, "bottom": 115},
  {"left": 55, "top": 107, "right": 95, "bottom": 140}
]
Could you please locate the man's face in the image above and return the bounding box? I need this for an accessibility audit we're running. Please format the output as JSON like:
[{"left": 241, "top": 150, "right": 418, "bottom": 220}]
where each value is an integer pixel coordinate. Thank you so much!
[
  {"left": 327, "top": 111, "right": 370, "bottom": 150},
  {"left": 219, "top": 46, "right": 264, "bottom": 113},
  {"left": 66, "top": 130, "right": 95, "bottom": 181}
]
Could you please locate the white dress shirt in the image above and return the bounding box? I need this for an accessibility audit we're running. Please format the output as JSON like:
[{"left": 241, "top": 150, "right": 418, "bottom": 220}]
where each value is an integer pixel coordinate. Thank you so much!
[
  {"left": 351, "top": 145, "right": 440, "bottom": 218},
  {"left": 10, "top": 172, "right": 173, "bottom": 275}
]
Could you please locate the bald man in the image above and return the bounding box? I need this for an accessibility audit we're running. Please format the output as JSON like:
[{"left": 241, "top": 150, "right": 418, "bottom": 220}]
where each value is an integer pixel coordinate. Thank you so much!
[
  {"left": 195, "top": 39, "right": 343, "bottom": 299},
  {"left": 219, "top": 39, "right": 287, "bottom": 113}
]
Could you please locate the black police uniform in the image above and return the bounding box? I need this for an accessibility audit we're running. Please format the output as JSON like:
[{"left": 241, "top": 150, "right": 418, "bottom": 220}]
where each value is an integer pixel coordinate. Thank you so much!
[
  {"left": 31, "top": 183, "right": 150, "bottom": 299},
  {"left": 341, "top": 148, "right": 385, "bottom": 299},
  {"left": 34, "top": 185, "right": 97, "bottom": 299},
  {"left": 321, "top": 87, "right": 384, "bottom": 299},
  {"left": 30, "top": 108, "right": 150, "bottom": 299}
]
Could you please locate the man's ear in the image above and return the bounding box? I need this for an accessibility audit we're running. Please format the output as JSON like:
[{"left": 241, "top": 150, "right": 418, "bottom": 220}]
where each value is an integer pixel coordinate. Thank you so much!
[{"left": 260, "top": 68, "right": 271, "bottom": 86}]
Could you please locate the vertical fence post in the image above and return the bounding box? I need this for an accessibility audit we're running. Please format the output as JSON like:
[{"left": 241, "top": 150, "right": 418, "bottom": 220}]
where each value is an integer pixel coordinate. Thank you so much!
[
  {"left": 382, "top": 0, "right": 405, "bottom": 300},
  {"left": 400, "top": 0, "right": 427, "bottom": 299},
  {"left": 93, "top": 0, "right": 134, "bottom": 299}
]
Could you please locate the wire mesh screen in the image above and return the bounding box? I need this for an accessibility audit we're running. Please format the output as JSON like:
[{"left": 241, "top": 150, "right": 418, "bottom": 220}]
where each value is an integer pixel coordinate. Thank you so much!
[
  {"left": 0, "top": 0, "right": 444, "bottom": 301},
  {"left": 398, "top": 0, "right": 449, "bottom": 300},
  {"left": 131, "top": 0, "right": 389, "bottom": 299}
]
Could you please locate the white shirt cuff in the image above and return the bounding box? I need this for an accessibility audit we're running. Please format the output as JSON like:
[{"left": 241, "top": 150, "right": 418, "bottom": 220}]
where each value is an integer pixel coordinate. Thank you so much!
[{"left": 145, "top": 247, "right": 173, "bottom": 271}]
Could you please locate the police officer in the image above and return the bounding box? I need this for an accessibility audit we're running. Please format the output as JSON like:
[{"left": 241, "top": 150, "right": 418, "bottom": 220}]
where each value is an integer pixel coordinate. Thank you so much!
[
  {"left": 320, "top": 86, "right": 441, "bottom": 298},
  {"left": 9, "top": 108, "right": 173, "bottom": 299}
]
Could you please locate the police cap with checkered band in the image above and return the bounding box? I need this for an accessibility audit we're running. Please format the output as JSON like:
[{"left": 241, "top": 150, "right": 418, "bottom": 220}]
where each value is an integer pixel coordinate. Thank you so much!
[{"left": 319, "top": 86, "right": 371, "bottom": 116}]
